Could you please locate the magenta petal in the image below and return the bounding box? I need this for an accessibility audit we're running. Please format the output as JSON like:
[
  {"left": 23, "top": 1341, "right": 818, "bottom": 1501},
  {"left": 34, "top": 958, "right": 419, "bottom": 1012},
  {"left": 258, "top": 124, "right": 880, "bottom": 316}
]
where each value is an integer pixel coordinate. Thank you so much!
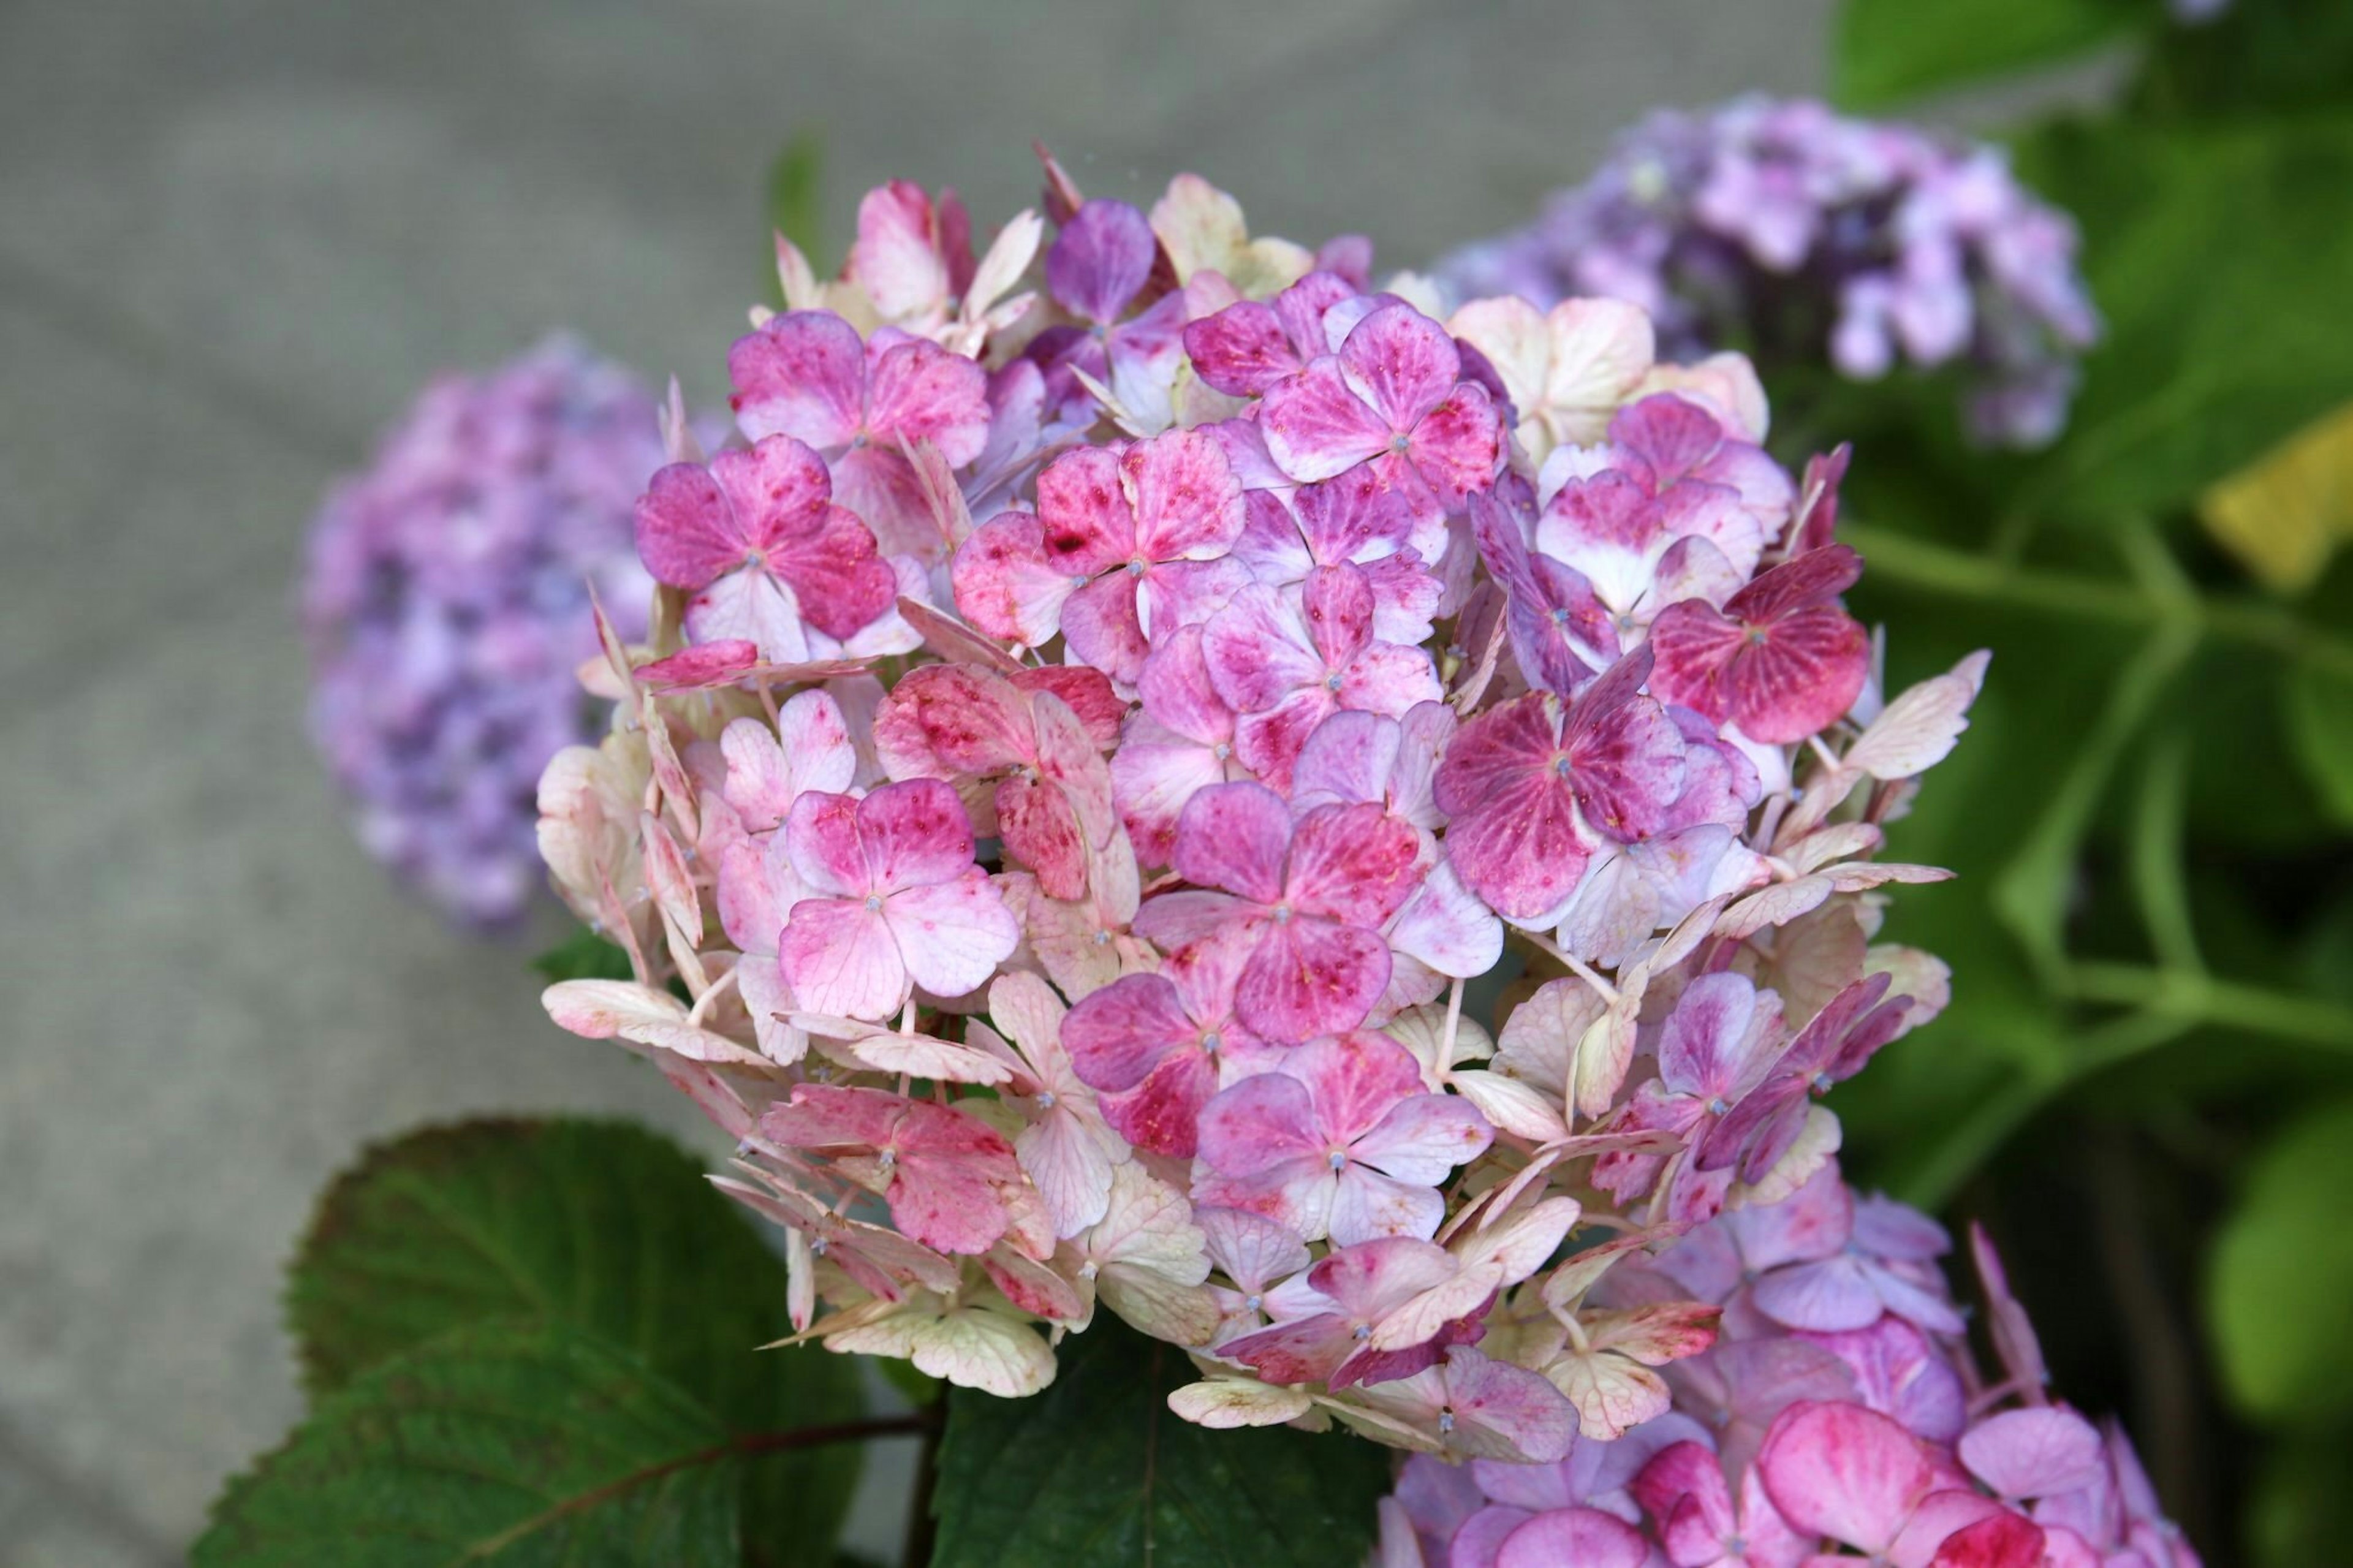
[
  {"left": 729, "top": 310, "right": 865, "bottom": 448},
  {"left": 1284, "top": 802, "right": 1423, "bottom": 928},
  {"left": 1184, "top": 300, "right": 1300, "bottom": 397},
  {"left": 1035, "top": 445, "right": 1138, "bottom": 575},
  {"left": 1197, "top": 1070, "right": 1324, "bottom": 1177},
  {"left": 1237, "top": 918, "right": 1390, "bottom": 1043},
  {"left": 1047, "top": 199, "right": 1156, "bottom": 325},
  {"left": 1339, "top": 303, "right": 1460, "bottom": 430},
  {"left": 1063, "top": 972, "right": 1194, "bottom": 1093},
  {"left": 996, "top": 773, "right": 1087, "bottom": 900},
  {"left": 1434, "top": 696, "right": 1593, "bottom": 922},
  {"left": 1758, "top": 1400, "right": 1933, "bottom": 1556},
  {"left": 1754, "top": 1256, "right": 1888, "bottom": 1333},
  {"left": 1222, "top": 1313, "right": 1356, "bottom": 1386},
  {"left": 1202, "top": 585, "right": 1324, "bottom": 713},
  {"left": 1657, "top": 972, "right": 1763, "bottom": 1097},
  {"left": 1646, "top": 599, "right": 1748, "bottom": 725},
  {"left": 1611, "top": 394, "right": 1726, "bottom": 488},
  {"left": 863, "top": 336, "right": 988, "bottom": 464},
  {"left": 770, "top": 502, "right": 897, "bottom": 641},
  {"left": 856, "top": 779, "right": 977, "bottom": 892},
  {"left": 1405, "top": 381, "right": 1504, "bottom": 509},
  {"left": 1260, "top": 359, "right": 1393, "bottom": 483},
  {"left": 1171, "top": 782, "right": 1294, "bottom": 904},
  {"left": 1294, "top": 1030, "right": 1429, "bottom": 1141},
  {"left": 1139, "top": 625, "right": 1237, "bottom": 745},
  {"left": 636, "top": 463, "right": 751, "bottom": 588},
  {"left": 1303, "top": 563, "right": 1376, "bottom": 667},
  {"left": 1729, "top": 605, "right": 1871, "bottom": 744},
  {"left": 1101, "top": 1049, "right": 1219, "bottom": 1159}
]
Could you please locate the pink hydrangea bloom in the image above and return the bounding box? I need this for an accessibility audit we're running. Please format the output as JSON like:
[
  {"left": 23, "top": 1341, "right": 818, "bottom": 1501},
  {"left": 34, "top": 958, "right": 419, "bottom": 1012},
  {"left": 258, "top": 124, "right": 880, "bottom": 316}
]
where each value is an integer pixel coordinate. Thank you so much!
[{"left": 1650, "top": 543, "right": 1870, "bottom": 744}]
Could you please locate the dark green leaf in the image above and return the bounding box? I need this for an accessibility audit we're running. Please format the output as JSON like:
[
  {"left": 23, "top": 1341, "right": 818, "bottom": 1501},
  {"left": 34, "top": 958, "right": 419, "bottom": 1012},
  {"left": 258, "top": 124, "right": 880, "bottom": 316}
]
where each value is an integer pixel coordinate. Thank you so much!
[
  {"left": 2012, "top": 113, "right": 2353, "bottom": 518},
  {"left": 2207, "top": 1096, "right": 2353, "bottom": 1422},
  {"left": 287, "top": 1118, "right": 865, "bottom": 1561},
  {"left": 2250, "top": 1427, "right": 2353, "bottom": 1568},
  {"left": 1832, "top": 0, "right": 2146, "bottom": 110},
  {"left": 531, "top": 927, "right": 635, "bottom": 983},
  {"left": 195, "top": 1321, "right": 740, "bottom": 1567},
  {"left": 2284, "top": 659, "right": 2353, "bottom": 830},
  {"left": 928, "top": 1316, "right": 1391, "bottom": 1567},
  {"left": 2136, "top": 0, "right": 2353, "bottom": 122}
]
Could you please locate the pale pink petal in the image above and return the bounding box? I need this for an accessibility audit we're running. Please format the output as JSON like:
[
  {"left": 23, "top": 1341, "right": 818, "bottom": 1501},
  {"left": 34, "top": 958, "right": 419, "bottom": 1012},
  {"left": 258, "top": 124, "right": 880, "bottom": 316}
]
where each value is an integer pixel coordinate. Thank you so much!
[
  {"left": 1238, "top": 919, "right": 1392, "bottom": 1042},
  {"left": 1112, "top": 726, "right": 1231, "bottom": 869},
  {"left": 1328, "top": 1167, "right": 1449, "bottom": 1247},
  {"left": 847, "top": 180, "right": 948, "bottom": 320},
  {"left": 1127, "top": 425, "right": 1246, "bottom": 560},
  {"left": 1059, "top": 570, "right": 1151, "bottom": 687},
  {"left": 1202, "top": 584, "right": 1325, "bottom": 713},
  {"left": 1958, "top": 1408, "right": 2106, "bottom": 1501},
  {"left": 1351, "top": 1095, "right": 1493, "bottom": 1186},
  {"left": 864, "top": 336, "right": 990, "bottom": 464},
  {"left": 1338, "top": 642, "right": 1444, "bottom": 718},
  {"left": 1170, "top": 781, "right": 1293, "bottom": 904},
  {"left": 1339, "top": 303, "right": 1459, "bottom": 430},
  {"left": 1385, "top": 860, "right": 1503, "bottom": 980},
  {"left": 635, "top": 462, "right": 752, "bottom": 587},
  {"left": 1406, "top": 381, "right": 1505, "bottom": 508},
  {"left": 1196, "top": 1070, "right": 1324, "bottom": 1176},
  {"left": 1284, "top": 802, "right": 1425, "bottom": 928},
  {"left": 778, "top": 898, "right": 907, "bottom": 1020},
  {"left": 1019, "top": 1111, "right": 1117, "bottom": 1239},
  {"left": 884, "top": 869, "right": 1018, "bottom": 999},
  {"left": 682, "top": 567, "right": 808, "bottom": 664},
  {"left": 856, "top": 778, "right": 977, "bottom": 892}
]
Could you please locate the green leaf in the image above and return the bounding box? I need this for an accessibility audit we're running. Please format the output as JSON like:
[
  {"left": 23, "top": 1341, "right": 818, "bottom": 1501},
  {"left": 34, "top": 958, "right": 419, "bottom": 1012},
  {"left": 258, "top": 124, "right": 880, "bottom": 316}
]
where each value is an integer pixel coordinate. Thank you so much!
[
  {"left": 196, "top": 1320, "right": 740, "bottom": 1567},
  {"left": 2012, "top": 113, "right": 2353, "bottom": 518},
  {"left": 287, "top": 1118, "right": 865, "bottom": 1561},
  {"left": 2284, "top": 659, "right": 2353, "bottom": 829},
  {"left": 928, "top": 1316, "right": 1391, "bottom": 1567},
  {"left": 2251, "top": 1427, "right": 2353, "bottom": 1568},
  {"left": 1832, "top": 0, "right": 2146, "bottom": 110},
  {"left": 765, "top": 131, "right": 825, "bottom": 303},
  {"left": 2137, "top": 0, "right": 2353, "bottom": 123},
  {"left": 2207, "top": 1096, "right": 2353, "bottom": 1422},
  {"left": 531, "top": 926, "right": 635, "bottom": 983}
]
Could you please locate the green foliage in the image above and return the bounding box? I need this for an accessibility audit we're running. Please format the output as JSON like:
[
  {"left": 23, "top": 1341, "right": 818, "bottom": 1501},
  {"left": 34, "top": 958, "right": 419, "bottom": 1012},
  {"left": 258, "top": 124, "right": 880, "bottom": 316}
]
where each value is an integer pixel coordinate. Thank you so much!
[
  {"left": 531, "top": 927, "right": 635, "bottom": 983},
  {"left": 2207, "top": 1097, "right": 2353, "bottom": 1422},
  {"left": 2010, "top": 113, "right": 2353, "bottom": 519},
  {"left": 2285, "top": 659, "right": 2353, "bottom": 829},
  {"left": 208, "top": 1118, "right": 867, "bottom": 1566},
  {"left": 197, "top": 1321, "right": 741, "bottom": 1567},
  {"left": 1833, "top": 0, "right": 2143, "bottom": 110},
  {"left": 928, "top": 1316, "right": 1392, "bottom": 1567},
  {"left": 766, "top": 131, "right": 826, "bottom": 303},
  {"left": 2137, "top": 0, "right": 2353, "bottom": 120}
]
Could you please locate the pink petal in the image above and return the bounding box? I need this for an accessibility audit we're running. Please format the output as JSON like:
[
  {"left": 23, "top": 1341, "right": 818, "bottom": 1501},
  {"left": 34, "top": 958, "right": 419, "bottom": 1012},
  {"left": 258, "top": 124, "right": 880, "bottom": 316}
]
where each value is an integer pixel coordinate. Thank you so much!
[
  {"left": 1496, "top": 1509, "right": 1649, "bottom": 1568},
  {"left": 1197, "top": 1070, "right": 1324, "bottom": 1177},
  {"left": 887, "top": 1153, "right": 1014, "bottom": 1256},
  {"left": 1434, "top": 696, "right": 1592, "bottom": 923},
  {"left": 1958, "top": 1408, "right": 2106, "bottom": 1501},
  {"left": 1442, "top": 1346, "right": 1581, "bottom": 1464},
  {"left": 1184, "top": 300, "right": 1300, "bottom": 396},
  {"left": 1646, "top": 599, "right": 1750, "bottom": 726},
  {"left": 847, "top": 180, "right": 947, "bottom": 320},
  {"left": 1328, "top": 1167, "right": 1448, "bottom": 1246},
  {"left": 996, "top": 773, "right": 1088, "bottom": 900},
  {"left": 1137, "top": 624, "right": 1235, "bottom": 745},
  {"left": 1171, "top": 781, "right": 1293, "bottom": 904},
  {"left": 1126, "top": 425, "right": 1246, "bottom": 561},
  {"left": 863, "top": 336, "right": 990, "bottom": 464},
  {"left": 1920, "top": 1508, "right": 2046, "bottom": 1568},
  {"left": 729, "top": 311, "right": 865, "bottom": 448},
  {"left": 875, "top": 663, "right": 1034, "bottom": 779},
  {"left": 856, "top": 778, "right": 978, "bottom": 891},
  {"left": 1238, "top": 917, "right": 1392, "bottom": 1043},
  {"left": 1657, "top": 972, "right": 1764, "bottom": 1098},
  {"left": 1758, "top": 1400, "right": 1934, "bottom": 1556},
  {"left": 635, "top": 462, "right": 753, "bottom": 588},
  {"left": 1202, "top": 584, "right": 1325, "bottom": 714},
  {"left": 1611, "top": 394, "right": 1724, "bottom": 488},
  {"left": 1018, "top": 1110, "right": 1116, "bottom": 1238},
  {"left": 1111, "top": 726, "right": 1230, "bottom": 869},
  {"left": 951, "top": 512, "right": 1081, "bottom": 648},
  {"left": 766, "top": 503, "right": 898, "bottom": 642},
  {"left": 1059, "top": 570, "right": 1151, "bottom": 687},
  {"left": 1338, "top": 642, "right": 1443, "bottom": 719},
  {"left": 884, "top": 868, "right": 1018, "bottom": 999},
  {"left": 1294, "top": 1029, "right": 1429, "bottom": 1141},
  {"left": 1284, "top": 802, "right": 1425, "bottom": 928},
  {"left": 1386, "top": 860, "right": 1504, "bottom": 980},
  {"left": 1729, "top": 605, "right": 1871, "bottom": 744},
  {"left": 1754, "top": 1256, "right": 1889, "bottom": 1334},
  {"left": 1303, "top": 563, "right": 1376, "bottom": 667},
  {"left": 1035, "top": 445, "right": 1137, "bottom": 576},
  {"left": 782, "top": 789, "right": 868, "bottom": 896},
  {"left": 1131, "top": 887, "right": 1248, "bottom": 955},
  {"left": 1726, "top": 542, "right": 1864, "bottom": 622},
  {"left": 1339, "top": 303, "right": 1460, "bottom": 430},
  {"left": 1139, "top": 556, "right": 1252, "bottom": 642},
  {"left": 1047, "top": 199, "right": 1156, "bottom": 325},
  {"left": 1405, "top": 381, "right": 1504, "bottom": 509},
  {"left": 1351, "top": 1094, "right": 1493, "bottom": 1185},
  {"left": 1260, "top": 359, "right": 1393, "bottom": 483},
  {"left": 778, "top": 897, "right": 907, "bottom": 1021}
]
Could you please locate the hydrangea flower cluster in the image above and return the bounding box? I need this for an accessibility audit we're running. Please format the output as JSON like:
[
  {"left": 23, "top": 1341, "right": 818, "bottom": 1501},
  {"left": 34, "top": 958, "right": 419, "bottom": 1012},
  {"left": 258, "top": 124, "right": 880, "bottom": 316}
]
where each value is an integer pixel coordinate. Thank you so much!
[
  {"left": 1375, "top": 1169, "right": 2202, "bottom": 1567},
  {"left": 303, "top": 338, "right": 664, "bottom": 925},
  {"left": 531, "top": 155, "right": 2186, "bottom": 1564},
  {"left": 1434, "top": 97, "right": 2100, "bottom": 449}
]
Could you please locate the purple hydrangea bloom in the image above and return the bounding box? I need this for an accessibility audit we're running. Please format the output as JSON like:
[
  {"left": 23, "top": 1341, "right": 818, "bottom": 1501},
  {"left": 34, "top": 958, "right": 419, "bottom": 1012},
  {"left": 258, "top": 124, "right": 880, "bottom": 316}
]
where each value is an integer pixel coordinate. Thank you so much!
[
  {"left": 1435, "top": 97, "right": 2101, "bottom": 449},
  {"left": 301, "top": 339, "right": 664, "bottom": 925}
]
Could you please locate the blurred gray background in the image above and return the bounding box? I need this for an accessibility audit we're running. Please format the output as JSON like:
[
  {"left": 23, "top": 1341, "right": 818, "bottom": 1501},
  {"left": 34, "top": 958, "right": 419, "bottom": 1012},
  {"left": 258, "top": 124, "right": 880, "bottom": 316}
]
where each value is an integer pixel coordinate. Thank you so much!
[{"left": 0, "top": 2, "right": 1834, "bottom": 1560}]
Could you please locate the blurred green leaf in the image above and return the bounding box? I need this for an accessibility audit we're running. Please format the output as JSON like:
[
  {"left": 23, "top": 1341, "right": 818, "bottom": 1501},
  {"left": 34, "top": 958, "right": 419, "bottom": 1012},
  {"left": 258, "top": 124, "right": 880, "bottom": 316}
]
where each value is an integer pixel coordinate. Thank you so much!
[
  {"left": 196, "top": 1321, "right": 740, "bottom": 1567},
  {"left": 2207, "top": 1096, "right": 2353, "bottom": 1422},
  {"left": 2014, "top": 113, "right": 2353, "bottom": 519},
  {"left": 531, "top": 927, "right": 634, "bottom": 983},
  {"left": 771, "top": 131, "right": 828, "bottom": 274},
  {"left": 2249, "top": 1426, "right": 2353, "bottom": 1567},
  {"left": 2284, "top": 659, "right": 2353, "bottom": 830},
  {"left": 929, "top": 1316, "right": 1390, "bottom": 1567},
  {"left": 1832, "top": 0, "right": 2145, "bottom": 110},
  {"left": 2137, "top": 0, "right": 2353, "bottom": 121},
  {"left": 287, "top": 1118, "right": 865, "bottom": 1562}
]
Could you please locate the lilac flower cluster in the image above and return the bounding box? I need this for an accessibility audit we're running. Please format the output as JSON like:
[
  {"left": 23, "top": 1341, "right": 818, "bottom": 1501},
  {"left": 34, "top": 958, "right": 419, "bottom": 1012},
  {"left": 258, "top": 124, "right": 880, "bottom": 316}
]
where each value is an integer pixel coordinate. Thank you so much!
[
  {"left": 1436, "top": 97, "right": 2100, "bottom": 448},
  {"left": 303, "top": 339, "right": 661, "bottom": 925},
  {"left": 526, "top": 153, "right": 2189, "bottom": 1565}
]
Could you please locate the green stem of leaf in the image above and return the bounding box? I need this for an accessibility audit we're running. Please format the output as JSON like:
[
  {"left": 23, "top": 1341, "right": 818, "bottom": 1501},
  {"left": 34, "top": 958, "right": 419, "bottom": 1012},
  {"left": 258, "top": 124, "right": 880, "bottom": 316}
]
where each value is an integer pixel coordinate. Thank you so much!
[{"left": 2064, "top": 963, "right": 2353, "bottom": 1052}]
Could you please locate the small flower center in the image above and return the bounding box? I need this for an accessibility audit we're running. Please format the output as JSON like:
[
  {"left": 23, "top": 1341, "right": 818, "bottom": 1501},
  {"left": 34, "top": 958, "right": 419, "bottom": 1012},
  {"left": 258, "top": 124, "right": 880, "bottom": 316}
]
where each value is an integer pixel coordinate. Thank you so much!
[
  {"left": 1213, "top": 741, "right": 1233, "bottom": 761},
  {"left": 1323, "top": 671, "right": 1344, "bottom": 692},
  {"left": 1389, "top": 433, "right": 1412, "bottom": 456},
  {"left": 1550, "top": 606, "right": 1572, "bottom": 626},
  {"left": 1127, "top": 556, "right": 1148, "bottom": 577},
  {"left": 1092, "top": 929, "right": 1112, "bottom": 946},
  {"left": 1327, "top": 1149, "right": 1348, "bottom": 1172},
  {"left": 1352, "top": 1322, "right": 1372, "bottom": 1341},
  {"left": 851, "top": 430, "right": 870, "bottom": 450},
  {"left": 1811, "top": 1071, "right": 1835, "bottom": 1094},
  {"left": 1553, "top": 754, "right": 1574, "bottom": 777},
  {"left": 1270, "top": 903, "right": 1294, "bottom": 925},
  {"left": 809, "top": 1237, "right": 830, "bottom": 1257},
  {"left": 1706, "top": 1096, "right": 1730, "bottom": 1117},
  {"left": 1243, "top": 1292, "right": 1263, "bottom": 1313},
  {"left": 1436, "top": 1407, "right": 1457, "bottom": 1436},
  {"left": 1078, "top": 1259, "right": 1101, "bottom": 1280},
  {"left": 877, "top": 1147, "right": 897, "bottom": 1171},
  {"left": 1036, "top": 1090, "right": 1058, "bottom": 1109},
  {"left": 1200, "top": 1030, "right": 1222, "bottom": 1055},
  {"left": 864, "top": 893, "right": 884, "bottom": 912}
]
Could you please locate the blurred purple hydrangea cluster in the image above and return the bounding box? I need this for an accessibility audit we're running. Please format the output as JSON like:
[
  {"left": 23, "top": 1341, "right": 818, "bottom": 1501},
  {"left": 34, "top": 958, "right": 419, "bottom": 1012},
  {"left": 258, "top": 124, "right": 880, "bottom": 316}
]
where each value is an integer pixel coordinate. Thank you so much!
[
  {"left": 302, "top": 339, "right": 663, "bottom": 926},
  {"left": 1436, "top": 97, "right": 2099, "bottom": 449}
]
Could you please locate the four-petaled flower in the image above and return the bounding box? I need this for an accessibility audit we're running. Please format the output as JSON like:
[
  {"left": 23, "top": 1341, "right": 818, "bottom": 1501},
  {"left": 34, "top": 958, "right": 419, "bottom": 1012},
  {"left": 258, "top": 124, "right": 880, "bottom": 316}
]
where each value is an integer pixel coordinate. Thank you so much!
[{"left": 1649, "top": 542, "right": 1870, "bottom": 744}]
